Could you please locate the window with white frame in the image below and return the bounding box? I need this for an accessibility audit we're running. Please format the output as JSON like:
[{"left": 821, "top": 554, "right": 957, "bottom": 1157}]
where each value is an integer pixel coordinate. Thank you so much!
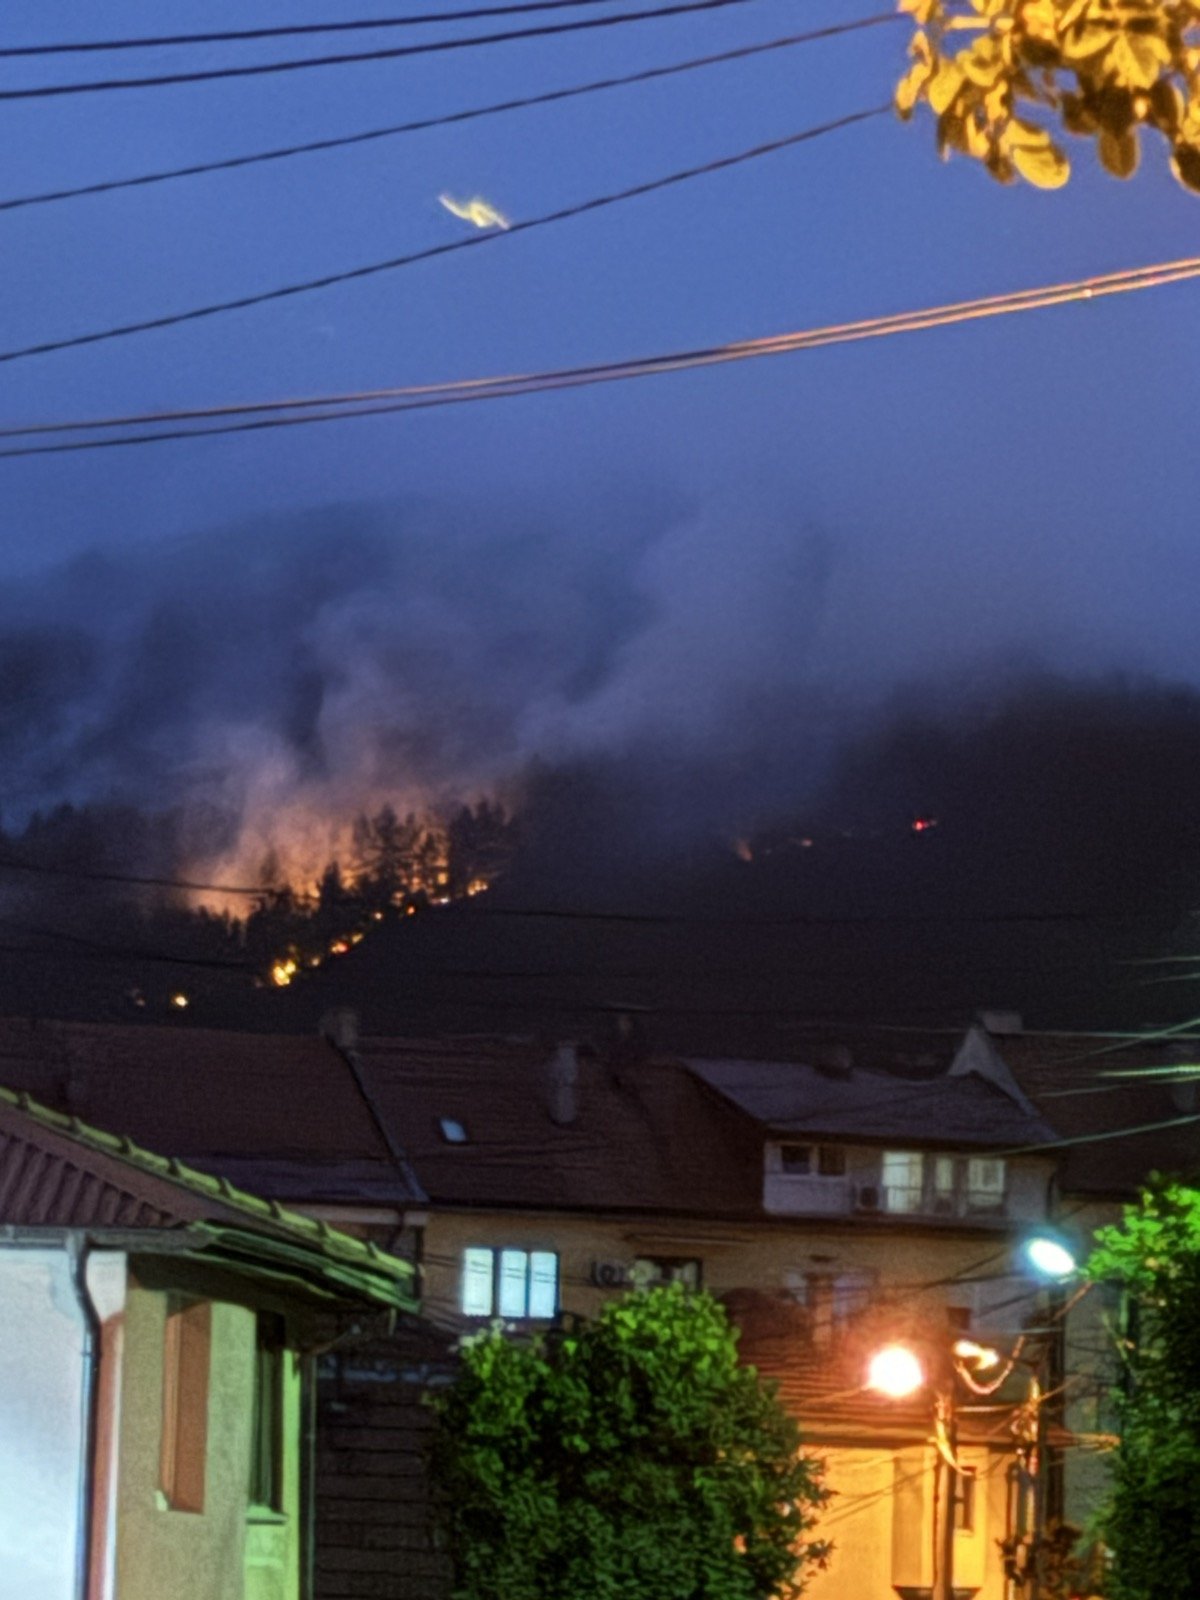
[
  {"left": 881, "top": 1150, "right": 924, "bottom": 1213},
  {"left": 777, "top": 1142, "right": 846, "bottom": 1176},
  {"left": 460, "top": 1247, "right": 559, "bottom": 1319},
  {"left": 965, "top": 1157, "right": 1006, "bottom": 1211}
]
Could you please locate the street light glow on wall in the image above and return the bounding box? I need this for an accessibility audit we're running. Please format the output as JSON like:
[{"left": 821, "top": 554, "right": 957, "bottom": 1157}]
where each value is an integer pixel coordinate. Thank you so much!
[{"left": 866, "top": 1344, "right": 925, "bottom": 1399}]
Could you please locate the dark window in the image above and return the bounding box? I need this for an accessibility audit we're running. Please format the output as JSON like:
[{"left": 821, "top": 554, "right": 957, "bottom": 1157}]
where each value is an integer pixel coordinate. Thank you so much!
[
  {"left": 779, "top": 1144, "right": 813, "bottom": 1175},
  {"left": 817, "top": 1146, "right": 847, "bottom": 1177},
  {"left": 160, "top": 1298, "right": 211, "bottom": 1513},
  {"left": 249, "top": 1315, "right": 285, "bottom": 1512}
]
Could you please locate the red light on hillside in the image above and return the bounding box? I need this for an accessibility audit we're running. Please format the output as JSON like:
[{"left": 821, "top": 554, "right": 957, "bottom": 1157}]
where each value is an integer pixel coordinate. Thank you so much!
[{"left": 911, "top": 816, "right": 938, "bottom": 834}]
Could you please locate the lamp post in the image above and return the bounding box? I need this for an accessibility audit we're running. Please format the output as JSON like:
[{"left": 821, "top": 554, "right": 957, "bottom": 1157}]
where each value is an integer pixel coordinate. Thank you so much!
[
  {"left": 865, "top": 1232, "right": 1079, "bottom": 1600},
  {"left": 867, "top": 1340, "right": 980, "bottom": 1600}
]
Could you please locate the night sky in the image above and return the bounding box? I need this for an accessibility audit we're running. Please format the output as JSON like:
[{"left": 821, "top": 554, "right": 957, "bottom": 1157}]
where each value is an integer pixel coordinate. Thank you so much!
[{"left": 2, "top": 0, "right": 1200, "bottom": 833}]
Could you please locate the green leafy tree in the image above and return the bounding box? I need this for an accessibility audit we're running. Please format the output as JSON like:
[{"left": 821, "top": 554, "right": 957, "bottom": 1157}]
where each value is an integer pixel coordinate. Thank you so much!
[
  {"left": 430, "top": 1285, "right": 830, "bottom": 1600},
  {"left": 896, "top": 0, "right": 1200, "bottom": 192},
  {"left": 1086, "top": 1182, "right": 1200, "bottom": 1598}
]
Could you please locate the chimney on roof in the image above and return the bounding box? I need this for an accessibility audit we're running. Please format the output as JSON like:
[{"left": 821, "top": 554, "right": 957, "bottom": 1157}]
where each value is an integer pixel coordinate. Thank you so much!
[
  {"left": 546, "top": 1043, "right": 580, "bottom": 1127},
  {"left": 319, "top": 1008, "right": 359, "bottom": 1052},
  {"left": 815, "top": 1044, "right": 854, "bottom": 1079},
  {"left": 977, "top": 1010, "right": 1023, "bottom": 1037}
]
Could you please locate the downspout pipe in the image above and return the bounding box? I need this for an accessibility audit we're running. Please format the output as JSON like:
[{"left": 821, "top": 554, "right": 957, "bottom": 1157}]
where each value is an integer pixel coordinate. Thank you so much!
[{"left": 68, "top": 1234, "right": 102, "bottom": 1600}]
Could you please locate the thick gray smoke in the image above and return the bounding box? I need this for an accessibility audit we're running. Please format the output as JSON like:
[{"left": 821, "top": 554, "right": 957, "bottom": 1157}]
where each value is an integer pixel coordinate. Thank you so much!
[{"left": 1, "top": 485, "right": 1195, "bottom": 869}]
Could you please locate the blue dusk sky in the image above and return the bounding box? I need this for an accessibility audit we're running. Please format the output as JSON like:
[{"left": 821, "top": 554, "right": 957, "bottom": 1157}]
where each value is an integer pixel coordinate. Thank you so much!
[{"left": 1, "top": 0, "right": 1198, "bottom": 824}]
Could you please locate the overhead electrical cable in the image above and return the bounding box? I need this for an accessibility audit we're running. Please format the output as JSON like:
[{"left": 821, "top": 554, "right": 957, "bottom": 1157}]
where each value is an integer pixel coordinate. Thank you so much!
[
  {"left": 0, "top": 21, "right": 893, "bottom": 214},
  {"left": 2, "top": 250, "right": 1197, "bottom": 450},
  {"left": 0, "top": 103, "right": 889, "bottom": 367},
  {"left": 0, "top": 0, "right": 794, "bottom": 54},
  {"left": 0, "top": 846, "right": 1184, "bottom": 923},
  {"left": 0, "top": 0, "right": 813, "bottom": 101}
]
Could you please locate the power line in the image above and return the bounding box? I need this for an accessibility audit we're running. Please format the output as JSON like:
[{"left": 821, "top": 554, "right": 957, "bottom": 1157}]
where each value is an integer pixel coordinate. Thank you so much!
[
  {"left": 994, "top": 1109, "right": 1200, "bottom": 1159},
  {"left": 0, "top": 850, "right": 285, "bottom": 898},
  {"left": 3, "top": 250, "right": 1197, "bottom": 449},
  {"left": 0, "top": 0, "right": 800, "bottom": 101},
  {"left": 0, "top": 101, "right": 888, "bottom": 367},
  {"left": 0, "top": 0, "right": 781, "bottom": 56},
  {"left": 0, "top": 22, "right": 888, "bottom": 215},
  {"left": 0, "top": 846, "right": 1185, "bottom": 924}
]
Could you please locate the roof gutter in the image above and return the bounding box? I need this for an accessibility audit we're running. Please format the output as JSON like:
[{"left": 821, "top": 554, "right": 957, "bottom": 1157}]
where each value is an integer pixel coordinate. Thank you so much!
[{"left": 67, "top": 1235, "right": 101, "bottom": 1600}]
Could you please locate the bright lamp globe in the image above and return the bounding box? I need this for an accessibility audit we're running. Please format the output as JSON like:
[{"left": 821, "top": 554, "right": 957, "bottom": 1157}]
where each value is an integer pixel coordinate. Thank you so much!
[
  {"left": 867, "top": 1345, "right": 924, "bottom": 1399},
  {"left": 1025, "top": 1236, "right": 1077, "bottom": 1279}
]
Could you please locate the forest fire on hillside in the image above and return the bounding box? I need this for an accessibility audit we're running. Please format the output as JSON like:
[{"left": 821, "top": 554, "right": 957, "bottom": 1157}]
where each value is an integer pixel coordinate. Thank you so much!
[{"left": 181, "top": 797, "right": 518, "bottom": 993}]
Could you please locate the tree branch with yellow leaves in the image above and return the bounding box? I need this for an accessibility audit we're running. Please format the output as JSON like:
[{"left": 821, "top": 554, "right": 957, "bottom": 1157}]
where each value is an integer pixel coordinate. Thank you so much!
[{"left": 895, "top": 0, "right": 1200, "bottom": 191}]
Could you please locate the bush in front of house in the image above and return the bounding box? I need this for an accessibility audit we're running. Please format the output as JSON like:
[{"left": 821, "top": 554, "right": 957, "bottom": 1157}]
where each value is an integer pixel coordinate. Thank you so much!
[{"left": 430, "top": 1283, "right": 830, "bottom": 1600}]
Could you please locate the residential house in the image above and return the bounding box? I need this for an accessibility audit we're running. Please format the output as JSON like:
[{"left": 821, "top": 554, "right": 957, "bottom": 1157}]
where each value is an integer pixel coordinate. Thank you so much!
[
  {"left": 0, "top": 1014, "right": 1071, "bottom": 1600},
  {"left": 0, "top": 1082, "right": 415, "bottom": 1600}
]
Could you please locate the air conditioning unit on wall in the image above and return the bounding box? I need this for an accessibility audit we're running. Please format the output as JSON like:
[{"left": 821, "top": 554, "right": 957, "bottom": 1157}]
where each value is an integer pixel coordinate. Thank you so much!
[
  {"left": 590, "top": 1260, "right": 631, "bottom": 1288},
  {"left": 854, "top": 1184, "right": 882, "bottom": 1213}
]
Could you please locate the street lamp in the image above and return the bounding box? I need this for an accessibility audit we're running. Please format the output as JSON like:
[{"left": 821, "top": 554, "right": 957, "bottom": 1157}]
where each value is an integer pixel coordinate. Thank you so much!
[
  {"left": 1022, "top": 1230, "right": 1078, "bottom": 1282},
  {"left": 866, "top": 1343, "right": 925, "bottom": 1399},
  {"left": 865, "top": 1321, "right": 1051, "bottom": 1600}
]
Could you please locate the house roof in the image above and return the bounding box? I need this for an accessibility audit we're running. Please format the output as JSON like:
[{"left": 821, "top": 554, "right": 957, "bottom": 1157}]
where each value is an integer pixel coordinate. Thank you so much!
[
  {"left": 350, "top": 1038, "right": 766, "bottom": 1216},
  {"left": 0, "top": 1086, "right": 417, "bottom": 1310},
  {"left": 687, "top": 1057, "right": 1059, "bottom": 1150},
  {"left": 0, "top": 1016, "right": 425, "bottom": 1206},
  {"left": 991, "top": 1031, "right": 1200, "bottom": 1196}
]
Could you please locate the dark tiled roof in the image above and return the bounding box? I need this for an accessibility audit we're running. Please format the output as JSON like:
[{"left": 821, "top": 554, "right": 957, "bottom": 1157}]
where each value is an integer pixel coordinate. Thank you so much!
[
  {"left": 355, "top": 1038, "right": 765, "bottom": 1216},
  {"left": 995, "top": 1032, "right": 1200, "bottom": 1196},
  {"left": 687, "top": 1058, "right": 1058, "bottom": 1149},
  {"left": 0, "top": 1017, "right": 424, "bottom": 1205},
  {"left": 0, "top": 1087, "right": 416, "bottom": 1308}
]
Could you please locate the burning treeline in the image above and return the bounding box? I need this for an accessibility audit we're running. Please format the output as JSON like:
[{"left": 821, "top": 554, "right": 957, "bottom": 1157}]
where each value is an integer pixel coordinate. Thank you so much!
[{"left": 0, "top": 797, "right": 516, "bottom": 1005}]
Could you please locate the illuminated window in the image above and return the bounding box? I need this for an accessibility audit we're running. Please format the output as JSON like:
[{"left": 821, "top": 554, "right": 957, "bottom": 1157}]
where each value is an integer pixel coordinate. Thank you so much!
[
  {"left": 460, "top": 1248, "right": 559, "bottom": 1319},
  {"left": 249, "top": 1315, "right": 285, "bottom": 1513},
  {"left": 966, "top": 1158, "right": 1006, "bottom": 1212},
  {"left": 438, "top": 1118, "right": 469, "bottom": 1144},
  {"left": 881, "top": 1151, "right": 924, "bottom": 1213},
  {"left": 160, "top": 1298, "right": 211, "bottom": 1513}
]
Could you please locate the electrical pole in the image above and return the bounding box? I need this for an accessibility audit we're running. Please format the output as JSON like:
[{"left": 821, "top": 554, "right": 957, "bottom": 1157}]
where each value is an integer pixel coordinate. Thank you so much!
[{"left": 933, "top": 1391, "right": 957, "bottom": 1600}]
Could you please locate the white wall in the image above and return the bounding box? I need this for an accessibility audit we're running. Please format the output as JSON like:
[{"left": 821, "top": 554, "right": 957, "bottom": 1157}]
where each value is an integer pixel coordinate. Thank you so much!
[{"left": 0, "top": 1248, "right": 86, "bottom": 1600}]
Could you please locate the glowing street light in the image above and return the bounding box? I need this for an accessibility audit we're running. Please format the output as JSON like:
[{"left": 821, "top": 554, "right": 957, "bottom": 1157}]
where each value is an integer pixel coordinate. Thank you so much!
[
  {"left": 866, "top": 1343, "right": 925, "bottom": 1399},
  {"left": 1023, "top": 1232, "right": 1078, "bottom": 1281}
]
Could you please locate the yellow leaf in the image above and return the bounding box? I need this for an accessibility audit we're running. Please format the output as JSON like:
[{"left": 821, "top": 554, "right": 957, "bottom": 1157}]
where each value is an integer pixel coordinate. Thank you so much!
[
  {"left": 1003, "top": 115, "right": 1052, "bottom": 149},
  {"left": 900, "top": 0, "right": 940, "bottom": 23},
  {"left": 928, "top": 60, "right": 966, "bottom": 114},
  {"left": 1098, "top": 125, "right": 1140, "bottom": 176},
  {"left": 1105, "top": 30, "right": 1171, "bottom": 91},
  {"left": 961, "top": 37, "right": 1006, "bottom": 85},
  {"left": 1011, "top": 138, "right": 1072, "bottom": 186},
  {"left": 1062, "top": 24, "right": 1118, "bottom": 63},
  {"left": 1021, "top": 0, "right": 1060, "bottom": 46},
  {"left": 895, "top": 59, "right": 932, "bottom": 116},
  {"left": 964, "top": 114, "right": 992, "bottom": 156},
  {"left": 1148, "top": 79, "right": 1184, "bottom": 134},
  {"left": 1171, "top": 142, "right": 1200, "bottom": 191}
]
